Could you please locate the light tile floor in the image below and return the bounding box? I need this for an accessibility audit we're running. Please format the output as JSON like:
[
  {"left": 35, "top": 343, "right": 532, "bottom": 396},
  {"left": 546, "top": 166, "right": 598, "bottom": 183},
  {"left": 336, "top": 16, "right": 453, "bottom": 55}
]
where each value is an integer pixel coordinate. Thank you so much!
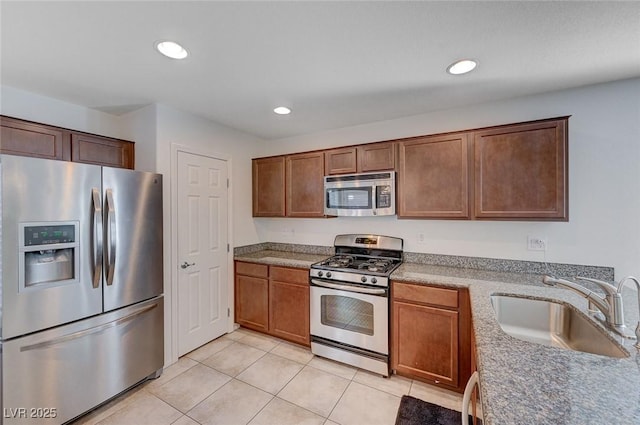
[{"left": 73, "top": 328, "right": 466, "bottom": 425}]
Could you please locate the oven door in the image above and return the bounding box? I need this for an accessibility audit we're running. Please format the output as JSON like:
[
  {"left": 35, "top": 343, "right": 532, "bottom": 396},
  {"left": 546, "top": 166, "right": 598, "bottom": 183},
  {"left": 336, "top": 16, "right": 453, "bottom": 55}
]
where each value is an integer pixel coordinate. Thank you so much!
[{"left": 310, "top": 279, "right": 388, "bottom": 355}]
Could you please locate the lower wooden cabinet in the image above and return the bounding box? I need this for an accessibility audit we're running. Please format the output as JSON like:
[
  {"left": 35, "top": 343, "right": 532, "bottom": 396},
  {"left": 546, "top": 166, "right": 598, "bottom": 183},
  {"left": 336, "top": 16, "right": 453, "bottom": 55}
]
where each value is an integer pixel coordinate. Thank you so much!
[
  {"left": 234, "top": 261, "right": 310, "bottom": 346},
  {"left": 269, "top": 266, "right": 310, "bottom": 345},
  {"left": 235, "top": 262, "right": 269, "bottom": 332},
  {"left": 391, "top": 281, "right": 472, "bottom": 393}
]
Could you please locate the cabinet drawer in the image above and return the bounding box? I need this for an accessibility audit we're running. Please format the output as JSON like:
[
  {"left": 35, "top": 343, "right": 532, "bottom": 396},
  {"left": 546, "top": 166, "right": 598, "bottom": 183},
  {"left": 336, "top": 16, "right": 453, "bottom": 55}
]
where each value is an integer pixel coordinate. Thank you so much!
[
  {"left": 236, "top": 261, "right": 268, "bottom": 278},
  {"left": 270, "top": 266, "right": 308, "bottom": 285},
  {"left": 393, "top": 282, "right": 458, "bottom": 309}
]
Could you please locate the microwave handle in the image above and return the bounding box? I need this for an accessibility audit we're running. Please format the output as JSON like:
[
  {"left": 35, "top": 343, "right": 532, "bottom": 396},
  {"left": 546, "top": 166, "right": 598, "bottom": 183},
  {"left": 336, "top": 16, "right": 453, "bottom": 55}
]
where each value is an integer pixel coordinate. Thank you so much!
[{"left": 372, "top": 185, "right": 377, "bottom": 216}]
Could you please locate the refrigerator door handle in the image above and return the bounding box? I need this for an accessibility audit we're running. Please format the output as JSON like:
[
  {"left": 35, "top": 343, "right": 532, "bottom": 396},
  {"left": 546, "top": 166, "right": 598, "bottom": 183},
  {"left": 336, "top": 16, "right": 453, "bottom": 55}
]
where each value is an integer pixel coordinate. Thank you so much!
[
  {"left": 92, "top": 188, "right": 103, "bottom": 288},
  {"left": 20, "top": 303, "right": 159, "bottom": 352},
  {"left": 105, "top": 188, "right": 117, "bottom": 286}
]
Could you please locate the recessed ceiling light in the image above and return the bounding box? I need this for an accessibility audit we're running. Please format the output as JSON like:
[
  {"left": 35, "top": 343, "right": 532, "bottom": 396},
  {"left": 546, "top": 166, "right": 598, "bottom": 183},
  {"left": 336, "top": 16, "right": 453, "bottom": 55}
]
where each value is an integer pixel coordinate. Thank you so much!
[
  {"left": 447, "top": 59, "right": 477, "bottom": 75},
  {"left": 156, "top": 41, "right": 188, "bottom": 60},
  {"left": 273, "top": 106, "right": 291, "bottom": 115}
]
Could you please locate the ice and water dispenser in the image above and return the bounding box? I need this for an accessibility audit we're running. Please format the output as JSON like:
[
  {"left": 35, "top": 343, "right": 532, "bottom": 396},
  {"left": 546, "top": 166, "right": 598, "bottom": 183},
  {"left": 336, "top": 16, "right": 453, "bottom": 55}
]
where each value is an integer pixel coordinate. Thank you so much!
[{"left": 19, "top": 223, "right": 79, "bottom": 289}]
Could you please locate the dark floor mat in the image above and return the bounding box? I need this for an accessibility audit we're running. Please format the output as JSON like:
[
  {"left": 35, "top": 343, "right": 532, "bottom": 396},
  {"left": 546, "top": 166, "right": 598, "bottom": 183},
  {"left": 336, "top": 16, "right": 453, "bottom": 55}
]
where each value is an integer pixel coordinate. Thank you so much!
[{"left": 395, "top": 395, "right": 481, "bottom": 425}]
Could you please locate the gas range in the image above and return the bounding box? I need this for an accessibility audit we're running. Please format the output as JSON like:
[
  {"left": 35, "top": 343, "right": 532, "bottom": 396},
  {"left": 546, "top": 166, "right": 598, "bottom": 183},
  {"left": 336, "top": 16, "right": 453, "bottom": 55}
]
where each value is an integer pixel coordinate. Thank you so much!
[
  {"left": 309, "top": 234, "right": 403, "bottom": 377},
  {"left": 309, "top": 234, "right": 403, "bottom": 287}
]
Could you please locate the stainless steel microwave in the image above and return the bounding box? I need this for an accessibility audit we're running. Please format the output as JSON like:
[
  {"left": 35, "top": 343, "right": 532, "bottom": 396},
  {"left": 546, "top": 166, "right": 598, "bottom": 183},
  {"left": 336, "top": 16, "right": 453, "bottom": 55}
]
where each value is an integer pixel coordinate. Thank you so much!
[{"left": 324, "top": 172, "right": 396, "bottom": 216}]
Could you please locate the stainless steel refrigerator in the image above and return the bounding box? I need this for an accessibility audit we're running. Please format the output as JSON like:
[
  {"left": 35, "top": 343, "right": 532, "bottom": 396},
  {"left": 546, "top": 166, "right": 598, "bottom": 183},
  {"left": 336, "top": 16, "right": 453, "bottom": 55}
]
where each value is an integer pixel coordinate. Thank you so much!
[{"left": 0, "top": 155, "right": 164, "bottom": 424}]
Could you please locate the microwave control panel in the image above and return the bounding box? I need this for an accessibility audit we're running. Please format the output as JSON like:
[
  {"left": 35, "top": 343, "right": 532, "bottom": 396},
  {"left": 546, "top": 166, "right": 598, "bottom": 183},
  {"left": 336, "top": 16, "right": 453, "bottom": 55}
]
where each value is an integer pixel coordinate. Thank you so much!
[{"left": 376, "top": 186, "right": 392, "bottom": 208}]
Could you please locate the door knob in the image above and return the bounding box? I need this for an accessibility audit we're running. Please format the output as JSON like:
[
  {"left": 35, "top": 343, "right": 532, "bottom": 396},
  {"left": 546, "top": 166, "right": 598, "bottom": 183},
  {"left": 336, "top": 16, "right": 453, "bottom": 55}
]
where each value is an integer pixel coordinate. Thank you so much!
[{"left": 181, "top": 261, "right": 195, "bottom": 269}]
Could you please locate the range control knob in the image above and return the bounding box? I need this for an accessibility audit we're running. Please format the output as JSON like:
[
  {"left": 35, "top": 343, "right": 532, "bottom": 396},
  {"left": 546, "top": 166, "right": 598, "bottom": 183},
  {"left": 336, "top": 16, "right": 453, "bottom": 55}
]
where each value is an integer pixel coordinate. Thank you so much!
[
  {"left": 371, "top": 277, "right": 378, "bottom": 284},
  {"left": 326, "top": 272, "right": 332, "bottom": 278},
  {"left": 361, "top": 276, "right": 367, "bottom": 283},
  {"left": 317, "top": 271, "right": 323, "bottom": 277}
]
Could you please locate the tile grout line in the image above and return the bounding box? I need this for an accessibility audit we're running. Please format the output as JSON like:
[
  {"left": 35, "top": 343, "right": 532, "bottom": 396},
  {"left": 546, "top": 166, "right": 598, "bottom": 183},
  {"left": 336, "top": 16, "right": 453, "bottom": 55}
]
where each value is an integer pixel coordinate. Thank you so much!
[
  {"left": 131, "top": 388, "right": 189, "bottom": 422},
  {"left": 323, "top": 375, "right": 354, "bottom": 423},
  {"left": 179, "top": 375, "right": 235, "bottom": 419},
  {"left": 179, "top": 331, "right": 461, "bottom": 421}
]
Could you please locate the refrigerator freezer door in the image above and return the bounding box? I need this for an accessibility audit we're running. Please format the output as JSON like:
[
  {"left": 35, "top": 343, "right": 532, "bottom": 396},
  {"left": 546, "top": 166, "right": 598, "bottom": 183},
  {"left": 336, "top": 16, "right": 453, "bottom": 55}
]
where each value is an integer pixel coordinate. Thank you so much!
[
  {"left": 2, "top": 296, "right": 164, "bottom": 425},
  {"left": 0, "top": 155, "right": 103, "bottom": 339},
  {"left": 102, "top": 167, "right": 163, "bottom": 311}
]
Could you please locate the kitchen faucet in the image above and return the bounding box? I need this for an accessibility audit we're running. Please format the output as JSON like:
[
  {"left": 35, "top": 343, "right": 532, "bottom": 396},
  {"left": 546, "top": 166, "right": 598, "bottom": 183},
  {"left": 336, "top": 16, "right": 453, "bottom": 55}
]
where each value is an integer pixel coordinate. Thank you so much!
[
  {"left": 616, "top": 276, "right": 640, "bottom": 348},
  {"left": 542, "top": 275, "right": 638, "bottom": 343}
]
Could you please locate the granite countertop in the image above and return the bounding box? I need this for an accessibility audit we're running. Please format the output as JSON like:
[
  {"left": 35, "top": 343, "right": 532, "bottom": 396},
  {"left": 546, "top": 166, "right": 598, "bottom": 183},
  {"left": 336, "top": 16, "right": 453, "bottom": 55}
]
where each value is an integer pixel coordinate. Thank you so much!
[
  {"left": 234, "top": 249, "right": 328, "bottom": 269},
  {"left": 394, "top": 262, "right": 640, "bottom": 425},
  {"left": 234, "top": 250, "right": 640, "bottom": 424}
]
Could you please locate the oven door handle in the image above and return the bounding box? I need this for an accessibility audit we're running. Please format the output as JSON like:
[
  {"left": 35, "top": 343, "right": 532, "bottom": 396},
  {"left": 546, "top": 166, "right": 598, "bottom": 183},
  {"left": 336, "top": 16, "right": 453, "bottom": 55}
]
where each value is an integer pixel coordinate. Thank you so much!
[{"left": 311, "top": 279, "right": 387, "bottom": 295}]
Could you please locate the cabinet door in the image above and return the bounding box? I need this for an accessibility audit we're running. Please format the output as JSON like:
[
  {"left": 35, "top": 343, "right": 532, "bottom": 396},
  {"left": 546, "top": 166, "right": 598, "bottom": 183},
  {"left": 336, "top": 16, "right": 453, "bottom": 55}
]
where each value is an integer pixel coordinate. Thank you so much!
[
  {"left": 473, "top": 118, "right": 568, "bottom": 220},
  {"left": 71, "top": 133, "right": 134, "bottom": 169},
  {"left": 398, "top": 133, "right": 470, "bottom": 218},
  {"left": 269, "top": 278, "right": 310, "bottom": 345},
  {"left": 235, "top": 275, "right": 269, "bottom": 332},
  {"left": 392, "top": 300, "right": 459, "bottom": 388},
  {"left": 253, "top": 157, "right": 286, "bottom": 217},
  {"left": 357, "top": 142, "right": 395, "bottom": 172},
  {"left": 325, "top": 147, "right": 357, "bottom": 175},
  {"left": 0, "top": 116, "right": 69, "bottom": 160},
  {"left": 286, "top": 152, "right": 325, "bottom": 217}
]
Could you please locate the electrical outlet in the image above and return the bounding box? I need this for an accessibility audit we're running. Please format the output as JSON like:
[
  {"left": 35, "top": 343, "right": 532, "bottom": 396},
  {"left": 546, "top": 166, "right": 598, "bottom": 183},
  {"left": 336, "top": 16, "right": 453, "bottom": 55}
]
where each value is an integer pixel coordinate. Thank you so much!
[
  {"left": 527, "top": 235, "right": 547, "bottom": 251},
  {"left": 282, "top": 228, "right": 295, "bottom": 238},
  {"left": 417, "top": 233, "right": 426, "bottom": 244}
]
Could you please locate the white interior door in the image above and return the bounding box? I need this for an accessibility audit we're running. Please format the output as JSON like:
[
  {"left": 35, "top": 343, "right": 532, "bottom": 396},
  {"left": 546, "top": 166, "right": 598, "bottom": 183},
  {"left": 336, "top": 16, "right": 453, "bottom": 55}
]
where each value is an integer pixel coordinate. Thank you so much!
[{"left": 177, "top": 151, "right": 229, "bottom": 356}]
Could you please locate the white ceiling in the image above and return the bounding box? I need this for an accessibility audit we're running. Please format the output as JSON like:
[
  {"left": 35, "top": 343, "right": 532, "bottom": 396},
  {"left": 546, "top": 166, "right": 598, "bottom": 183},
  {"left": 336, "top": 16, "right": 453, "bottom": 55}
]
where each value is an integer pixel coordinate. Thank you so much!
[{"left": 2, "top": 1, "right": 639, "bottom": 140}]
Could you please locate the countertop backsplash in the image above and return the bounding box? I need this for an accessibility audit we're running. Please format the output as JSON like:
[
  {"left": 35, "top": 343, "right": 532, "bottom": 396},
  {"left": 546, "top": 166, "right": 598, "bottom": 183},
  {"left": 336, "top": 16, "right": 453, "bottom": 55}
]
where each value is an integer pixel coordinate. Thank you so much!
[{"left": 235, "top": 242, "right": 614, "bottom": 283}]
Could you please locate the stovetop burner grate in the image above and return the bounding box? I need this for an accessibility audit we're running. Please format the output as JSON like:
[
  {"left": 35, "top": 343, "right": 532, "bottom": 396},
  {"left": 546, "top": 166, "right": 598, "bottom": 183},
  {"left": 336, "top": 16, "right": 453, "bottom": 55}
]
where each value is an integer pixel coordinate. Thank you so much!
[
  {"left": 323, "top": 255, "right": 355, "bottom": 268},
  {"left": 317, "top": 255, "right": 399, "bottom": 275}
]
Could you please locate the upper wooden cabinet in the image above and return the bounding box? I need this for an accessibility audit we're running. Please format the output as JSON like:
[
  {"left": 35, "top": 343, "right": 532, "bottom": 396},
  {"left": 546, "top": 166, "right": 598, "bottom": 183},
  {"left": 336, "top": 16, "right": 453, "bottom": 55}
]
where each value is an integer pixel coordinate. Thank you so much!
[
  {"left": 70, "top": 133, "right": 134, "bottom": 169},
  {"left": 473, "top": 117, "right": 568, "bottom": 220},
  {"left": 0, "top": 116, "right": 69, "bottom": 161},
  {"left": 286, "top": 152, "right": 325, "bottom": 217},
  {"left": 0, "top": 115, "right": 135, "bottom": 169},
  {"left": 252, "top": 116, "right": 569, "bottom": 221},
  {"left": 324, "top": 142, "right": 396, "bottom": 175},
  {"left": 324, "top": 147, "right": 357, "bottom": 175},
  {"left": 252, "top": 156, "right": 286, "bottom": 217},
  {"left": 357, "top": 142, "right": 396, "bottom": 172},
  {"left": 398, "top": 133, "right": 470, "bottom": 219},
  {"left": 252, "top": 152, "right": 325, "bottom": 218}
]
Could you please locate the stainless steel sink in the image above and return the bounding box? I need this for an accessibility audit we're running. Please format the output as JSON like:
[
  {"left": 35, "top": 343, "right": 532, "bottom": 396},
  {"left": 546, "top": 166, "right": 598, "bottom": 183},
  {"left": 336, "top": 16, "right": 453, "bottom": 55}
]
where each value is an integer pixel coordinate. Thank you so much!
[{"left": 491, "top": 295, "right": 629, "bottom": 358}]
